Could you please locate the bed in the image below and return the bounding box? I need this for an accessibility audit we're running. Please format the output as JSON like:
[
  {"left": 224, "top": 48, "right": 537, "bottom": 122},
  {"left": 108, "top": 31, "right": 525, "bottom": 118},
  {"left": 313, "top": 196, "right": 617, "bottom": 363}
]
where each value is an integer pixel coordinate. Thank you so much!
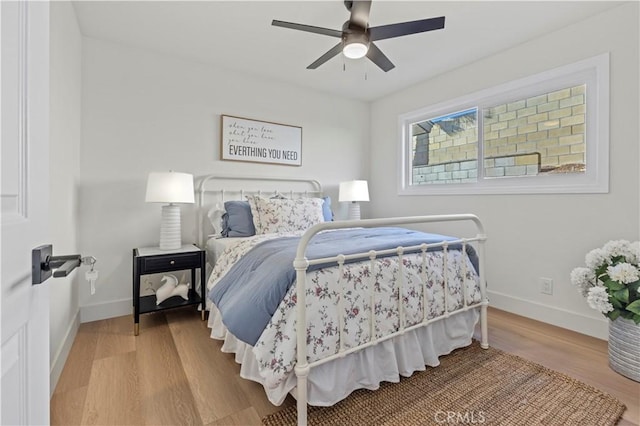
[{"left": 198, "top": 175, "right": 489, "bottom": 425}]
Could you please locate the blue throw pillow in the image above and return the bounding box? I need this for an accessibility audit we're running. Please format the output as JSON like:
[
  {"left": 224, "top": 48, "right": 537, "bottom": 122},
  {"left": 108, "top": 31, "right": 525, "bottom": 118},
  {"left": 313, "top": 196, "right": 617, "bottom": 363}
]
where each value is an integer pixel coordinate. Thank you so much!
[
  {"left": 322, "top": 196, "right": 334, "bottom": 222},
  {"left": 222, "top": 201, "right": 256, "bottom": 237}
]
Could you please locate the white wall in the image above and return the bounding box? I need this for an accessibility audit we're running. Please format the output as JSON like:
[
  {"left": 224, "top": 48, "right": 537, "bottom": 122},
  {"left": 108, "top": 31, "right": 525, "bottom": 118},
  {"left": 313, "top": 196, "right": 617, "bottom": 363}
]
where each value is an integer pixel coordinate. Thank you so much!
[
  {"left": 78, "top": 38, "right": 370, "bottom": 320},
  {"left": 369, "top": 3, "right": 639, "bottom": 340},
  {"left": 49, "top": 1, "right": 82, "bottom": 393}
]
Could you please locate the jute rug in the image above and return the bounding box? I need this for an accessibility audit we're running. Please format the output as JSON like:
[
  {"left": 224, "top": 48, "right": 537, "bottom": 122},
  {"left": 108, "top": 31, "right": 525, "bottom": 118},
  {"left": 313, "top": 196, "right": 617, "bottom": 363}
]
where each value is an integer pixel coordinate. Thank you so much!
[{"left": 262, "top": 342, "right": 625, "bottom": 426}]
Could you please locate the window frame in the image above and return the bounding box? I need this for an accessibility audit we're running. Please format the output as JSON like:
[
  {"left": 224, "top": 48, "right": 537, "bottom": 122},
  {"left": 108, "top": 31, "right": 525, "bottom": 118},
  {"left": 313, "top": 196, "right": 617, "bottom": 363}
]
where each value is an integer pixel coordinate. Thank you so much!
[{"left": 398, "top": 53, "right": 609, "bottom": 195}]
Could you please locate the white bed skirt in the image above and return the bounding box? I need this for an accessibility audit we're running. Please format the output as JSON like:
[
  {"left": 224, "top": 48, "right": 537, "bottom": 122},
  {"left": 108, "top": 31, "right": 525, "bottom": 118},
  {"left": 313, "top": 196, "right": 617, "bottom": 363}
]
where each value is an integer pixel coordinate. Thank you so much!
[{"left": 208, "top": 306, "right": 479, "bottom": 407}]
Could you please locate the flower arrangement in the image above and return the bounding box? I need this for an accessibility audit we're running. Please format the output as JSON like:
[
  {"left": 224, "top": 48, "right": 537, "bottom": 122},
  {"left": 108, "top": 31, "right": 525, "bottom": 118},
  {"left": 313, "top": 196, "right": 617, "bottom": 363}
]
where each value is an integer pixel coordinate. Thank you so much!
[{"left": 571, "top": 240, "right": 640, "bottom": 324}]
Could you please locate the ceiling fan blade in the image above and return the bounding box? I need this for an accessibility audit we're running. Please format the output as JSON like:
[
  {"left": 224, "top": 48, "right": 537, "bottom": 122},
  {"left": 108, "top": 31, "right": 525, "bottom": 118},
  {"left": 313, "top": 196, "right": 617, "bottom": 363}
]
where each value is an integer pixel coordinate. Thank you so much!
[
  {"left": 307, "top": 42, "right": 344, "bottom": 69},
  {"left": 369, "top": 16, "right": 445, "bottom": 41},
  {"left": 348, "top": 0, "right": 371, "bottom": 29},
  {"left": 366, "top": 43, "right": 395, "bottom": 72},
  {"left": 272, "top": 20, "right": 342, "bottom": 38}
]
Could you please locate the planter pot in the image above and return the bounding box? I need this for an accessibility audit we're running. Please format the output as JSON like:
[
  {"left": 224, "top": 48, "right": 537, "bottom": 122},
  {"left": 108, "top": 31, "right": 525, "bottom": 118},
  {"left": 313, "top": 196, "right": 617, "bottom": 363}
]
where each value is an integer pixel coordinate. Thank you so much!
[{"left": 608, "top": 317, "right": 640, "bottom": 382}]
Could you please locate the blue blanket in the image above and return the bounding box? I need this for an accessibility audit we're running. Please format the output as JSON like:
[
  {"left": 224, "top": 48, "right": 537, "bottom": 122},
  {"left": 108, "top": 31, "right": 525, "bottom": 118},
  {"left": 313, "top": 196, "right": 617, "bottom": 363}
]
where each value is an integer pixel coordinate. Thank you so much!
[{"left": 209, "top": 227, "right": 478, "bottom": 345}]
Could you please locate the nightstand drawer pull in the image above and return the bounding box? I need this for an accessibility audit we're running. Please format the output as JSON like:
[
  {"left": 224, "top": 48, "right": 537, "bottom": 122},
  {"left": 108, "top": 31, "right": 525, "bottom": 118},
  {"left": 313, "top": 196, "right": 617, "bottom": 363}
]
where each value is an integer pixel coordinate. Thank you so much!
[{"left": 170, "top": 260, "right": 175, "bottom": 265}]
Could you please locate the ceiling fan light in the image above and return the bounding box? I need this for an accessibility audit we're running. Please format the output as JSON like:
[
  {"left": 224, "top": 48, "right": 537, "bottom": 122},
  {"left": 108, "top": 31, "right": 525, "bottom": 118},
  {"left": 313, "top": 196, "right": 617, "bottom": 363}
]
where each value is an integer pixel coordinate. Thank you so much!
[{"left": 343, "top": 41, "right": 369, "bottom": 59}]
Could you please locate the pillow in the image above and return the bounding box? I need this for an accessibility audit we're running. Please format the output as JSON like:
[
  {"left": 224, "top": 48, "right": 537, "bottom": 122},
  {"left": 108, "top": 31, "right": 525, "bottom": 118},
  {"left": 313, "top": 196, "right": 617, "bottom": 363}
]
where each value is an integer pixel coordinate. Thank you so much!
[
  {"left": 322, "top": 196, "right": 334, "bottom": 222},
  {"left": 245, "top": 194, "right": 286, "bottom": 234},
  {"left": 207, "top": 203, "right": 224, "bottom": 235},
  {"left": 246, "top": 196, "right": 262, "bottom": 234},
  {"left": 221, "top": 200, "right": 256, "bottom": 237},
  {"left": 251, "top": 196, "right": 325, "bottom": 234}
]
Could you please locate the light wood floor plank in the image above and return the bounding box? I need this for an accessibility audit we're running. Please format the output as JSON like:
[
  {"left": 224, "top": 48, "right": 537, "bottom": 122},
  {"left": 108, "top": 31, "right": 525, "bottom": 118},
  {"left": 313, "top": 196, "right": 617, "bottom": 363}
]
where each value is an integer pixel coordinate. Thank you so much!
[
  {"left": 81, "top": 351, "right": 143, "bottom": 425},
  {"left": 206, "top": 406, "right": 262, "bottom": 426},
  {"left": 93, "top": 314, "right": 136, "bottom": 360},
  {"left": 136, "top": 313, "right": 202, "bottom": 425},
  {"left": 165, "top": 308, "right": 252, "bottom": 424},
  {"left": 52, "top": 307, "right": 639, "bottom": 426},
  {"left": 53, "top": 320, "right": 100, "bottom": 394},
  {"left": 50, "top": 385, "right": 87, "bottom": 426}
]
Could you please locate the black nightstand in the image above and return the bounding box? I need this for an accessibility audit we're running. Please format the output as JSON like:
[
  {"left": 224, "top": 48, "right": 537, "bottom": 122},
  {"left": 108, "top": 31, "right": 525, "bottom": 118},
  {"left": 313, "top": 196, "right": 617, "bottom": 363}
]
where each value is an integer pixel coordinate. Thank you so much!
[{"left": 132, "top": 244, "right": 206, "bottom": 335}]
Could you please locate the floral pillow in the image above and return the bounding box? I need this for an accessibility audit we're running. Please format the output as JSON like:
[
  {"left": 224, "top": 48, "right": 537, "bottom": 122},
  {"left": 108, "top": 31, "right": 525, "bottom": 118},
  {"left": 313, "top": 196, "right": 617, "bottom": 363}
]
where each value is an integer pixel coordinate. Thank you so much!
[{"left": 248, "top": 195, "right": 325, "bottom": 234}]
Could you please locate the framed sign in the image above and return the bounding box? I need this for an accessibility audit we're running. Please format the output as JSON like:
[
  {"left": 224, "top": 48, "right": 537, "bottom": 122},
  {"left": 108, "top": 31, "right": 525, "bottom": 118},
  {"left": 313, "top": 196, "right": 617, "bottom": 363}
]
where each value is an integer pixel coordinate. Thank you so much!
[{"left": 220, "top": 115, "right": 302, "bottom": 166}]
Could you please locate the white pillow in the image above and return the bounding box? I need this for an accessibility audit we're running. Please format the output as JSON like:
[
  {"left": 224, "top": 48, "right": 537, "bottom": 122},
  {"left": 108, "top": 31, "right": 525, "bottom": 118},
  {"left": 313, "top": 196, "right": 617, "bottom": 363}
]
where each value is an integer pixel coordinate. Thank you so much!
[
  {"left": 249, "top": 195, "right": 324, "bottom": 234},
  {"left": 246, "top": 196, "right": 263, "bottom": 234},
  {"left": 207, "top": 202, "right": 224, "bottom": 235}
]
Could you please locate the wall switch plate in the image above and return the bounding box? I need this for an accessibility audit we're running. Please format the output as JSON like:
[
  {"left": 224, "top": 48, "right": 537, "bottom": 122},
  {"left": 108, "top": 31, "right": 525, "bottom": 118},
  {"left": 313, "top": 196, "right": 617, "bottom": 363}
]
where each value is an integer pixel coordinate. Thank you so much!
[{"left": 540, "top": 277, "right": 553, "bottom": 295}]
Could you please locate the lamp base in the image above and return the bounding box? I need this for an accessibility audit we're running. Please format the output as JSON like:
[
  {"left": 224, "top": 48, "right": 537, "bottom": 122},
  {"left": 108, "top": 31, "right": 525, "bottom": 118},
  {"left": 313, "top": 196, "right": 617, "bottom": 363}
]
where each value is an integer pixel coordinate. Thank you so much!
[
  {"left": 160, "top": 204, "right": 182, "bottom": 250},
  {"left": 347, "top": 202, "right": 361, "bottom": 221}
]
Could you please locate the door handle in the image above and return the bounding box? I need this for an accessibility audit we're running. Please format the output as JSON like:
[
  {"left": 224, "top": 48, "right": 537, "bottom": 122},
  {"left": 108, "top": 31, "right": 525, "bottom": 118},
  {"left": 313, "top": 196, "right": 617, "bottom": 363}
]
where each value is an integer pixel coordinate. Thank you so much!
[{"left": 32, "top": 244, "right": 85, "bottom": 285}]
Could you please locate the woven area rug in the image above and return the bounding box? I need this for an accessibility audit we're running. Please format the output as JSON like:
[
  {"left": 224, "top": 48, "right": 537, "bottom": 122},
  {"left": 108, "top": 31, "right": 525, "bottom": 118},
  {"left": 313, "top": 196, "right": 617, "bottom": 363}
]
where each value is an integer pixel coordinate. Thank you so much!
[{"left": 262, "top": 342, "right": 625, "bottom": 426}]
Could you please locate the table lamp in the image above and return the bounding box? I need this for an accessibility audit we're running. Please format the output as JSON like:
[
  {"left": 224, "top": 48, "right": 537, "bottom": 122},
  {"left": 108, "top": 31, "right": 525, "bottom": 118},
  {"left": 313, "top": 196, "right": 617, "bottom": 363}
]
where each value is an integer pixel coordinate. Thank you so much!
[
  {"left": 145, "top": 171, "right": 195, "bottom": 250},
  {"left": 339, "top": 180, "right": 370, "bottom": 220}
]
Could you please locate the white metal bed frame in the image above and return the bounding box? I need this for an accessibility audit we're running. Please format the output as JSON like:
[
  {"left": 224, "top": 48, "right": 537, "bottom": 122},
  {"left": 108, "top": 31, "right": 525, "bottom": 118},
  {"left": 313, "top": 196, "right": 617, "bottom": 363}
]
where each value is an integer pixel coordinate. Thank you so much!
[{"left": 197, "top": 175, "right": 489, "bottom": 426}]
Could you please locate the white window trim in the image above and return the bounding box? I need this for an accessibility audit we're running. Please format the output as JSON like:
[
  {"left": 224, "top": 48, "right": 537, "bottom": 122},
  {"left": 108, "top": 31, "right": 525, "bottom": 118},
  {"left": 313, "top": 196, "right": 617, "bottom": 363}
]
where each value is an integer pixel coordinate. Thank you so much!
[{"left": 398, "top": 53, "right": 610, "bottom": 195}]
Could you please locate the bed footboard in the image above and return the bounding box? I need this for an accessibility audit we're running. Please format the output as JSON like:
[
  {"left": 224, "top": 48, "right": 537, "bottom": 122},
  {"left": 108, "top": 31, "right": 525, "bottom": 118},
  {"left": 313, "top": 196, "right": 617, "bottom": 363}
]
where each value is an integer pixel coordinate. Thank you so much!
[{"left": 293, "top": 214, "right": 488, "bottom": 426}]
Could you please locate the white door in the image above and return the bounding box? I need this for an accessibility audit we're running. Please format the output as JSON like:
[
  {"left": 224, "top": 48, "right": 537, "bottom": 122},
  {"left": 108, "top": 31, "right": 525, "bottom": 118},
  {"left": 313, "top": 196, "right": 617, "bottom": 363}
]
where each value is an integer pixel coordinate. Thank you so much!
[{"left": 1, "top": 1, "right": 51, "bottom": 424}]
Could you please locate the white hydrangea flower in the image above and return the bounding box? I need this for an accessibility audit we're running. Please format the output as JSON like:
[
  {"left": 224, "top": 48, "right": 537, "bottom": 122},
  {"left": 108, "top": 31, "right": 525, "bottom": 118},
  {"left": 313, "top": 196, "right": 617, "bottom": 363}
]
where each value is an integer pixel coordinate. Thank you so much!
[
  {"left": 607, "top": 263, "right": 640, "bottom": 284},
  {"left": 586, "top": 286, "right": 614, "bottom": 314},
  {"left": 603, "top": 240, "right": 632, "bottom": 261},
  {"left": 629, "top": 241, "right": 640, "bottom": 265},
  {"left": 570, "top": 267, "right": 595, "bottom": 297},
  {"left": 585, "top": 248, "right": 608, "bottom": 270}
]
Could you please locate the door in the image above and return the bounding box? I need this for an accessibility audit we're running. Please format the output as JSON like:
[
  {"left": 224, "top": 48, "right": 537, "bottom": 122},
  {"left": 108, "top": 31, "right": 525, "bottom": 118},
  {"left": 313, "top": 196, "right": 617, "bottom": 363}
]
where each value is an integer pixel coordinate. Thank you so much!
[{"left": 1, "top": 1, "right": 51, "bottom": 424}]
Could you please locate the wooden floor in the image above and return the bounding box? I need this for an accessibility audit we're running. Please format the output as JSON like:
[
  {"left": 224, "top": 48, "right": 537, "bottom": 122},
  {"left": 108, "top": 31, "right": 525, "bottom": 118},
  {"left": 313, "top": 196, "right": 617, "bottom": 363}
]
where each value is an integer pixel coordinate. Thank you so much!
[{"left": 51, "top": 307, "right": 639, "bottom": 425}]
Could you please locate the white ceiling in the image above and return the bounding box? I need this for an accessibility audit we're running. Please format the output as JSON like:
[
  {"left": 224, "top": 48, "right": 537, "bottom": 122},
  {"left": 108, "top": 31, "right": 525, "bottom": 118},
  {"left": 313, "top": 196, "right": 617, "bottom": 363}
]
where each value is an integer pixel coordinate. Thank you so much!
[{"left": 72, "top": 1, "right": 622, "bottom": 101}]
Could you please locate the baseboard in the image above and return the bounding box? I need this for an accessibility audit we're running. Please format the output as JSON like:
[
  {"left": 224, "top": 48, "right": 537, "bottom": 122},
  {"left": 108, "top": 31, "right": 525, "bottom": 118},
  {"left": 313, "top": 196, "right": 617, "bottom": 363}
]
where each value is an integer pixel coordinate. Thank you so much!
[
  {"left": 50, "top": 310, "right": 80, "bottom": 397},
  {"left": 77, "top": 292, "right": 608, "bottom": 339},
  {"left": 487, "top": 290, "right": 609, "bottom": 340},
  {"left": 80, "top": 298, "right": 132, "bottom": 323}
]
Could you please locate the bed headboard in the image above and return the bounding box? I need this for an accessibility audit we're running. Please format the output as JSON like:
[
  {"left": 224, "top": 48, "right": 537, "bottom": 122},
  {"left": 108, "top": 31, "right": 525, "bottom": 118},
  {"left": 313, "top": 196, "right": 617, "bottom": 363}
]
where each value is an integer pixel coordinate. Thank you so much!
[{"left": 196, "top": 175, "right": 323, "bottom": 247}]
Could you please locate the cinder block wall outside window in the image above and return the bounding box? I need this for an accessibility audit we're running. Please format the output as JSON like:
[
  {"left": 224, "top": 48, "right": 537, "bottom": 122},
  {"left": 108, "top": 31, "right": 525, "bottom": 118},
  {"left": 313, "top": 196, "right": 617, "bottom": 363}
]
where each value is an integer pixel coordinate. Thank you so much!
[{"left": 412, "top": 85, "right": 586, "bottom": 184}]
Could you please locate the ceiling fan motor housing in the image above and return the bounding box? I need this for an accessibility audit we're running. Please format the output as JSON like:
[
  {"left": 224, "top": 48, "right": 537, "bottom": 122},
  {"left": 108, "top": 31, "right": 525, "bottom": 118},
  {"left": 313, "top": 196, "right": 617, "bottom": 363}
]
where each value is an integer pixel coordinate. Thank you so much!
[
  {"left": 341, "top": 20, "right": 370, "bottom": 59},
  {"left": 272, "top": 0, "right": 445, "bottom": 71}
]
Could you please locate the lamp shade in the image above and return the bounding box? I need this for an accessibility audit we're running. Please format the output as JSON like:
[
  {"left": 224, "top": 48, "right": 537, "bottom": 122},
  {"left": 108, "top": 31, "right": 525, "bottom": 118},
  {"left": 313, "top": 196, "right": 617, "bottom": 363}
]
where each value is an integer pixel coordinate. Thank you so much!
[
  {"left": 339, "top": 180, "right": 370, "bottom": 202},
  {"left": 145, "top": 172, "right": 195, "bottom": 204}
]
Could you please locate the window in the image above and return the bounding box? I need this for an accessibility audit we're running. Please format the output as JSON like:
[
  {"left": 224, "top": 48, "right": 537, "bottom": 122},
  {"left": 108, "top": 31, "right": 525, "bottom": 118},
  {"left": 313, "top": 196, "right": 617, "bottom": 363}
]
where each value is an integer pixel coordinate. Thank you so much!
[{"left": 399, "top": 54, "right": 609, "bottom": 195}]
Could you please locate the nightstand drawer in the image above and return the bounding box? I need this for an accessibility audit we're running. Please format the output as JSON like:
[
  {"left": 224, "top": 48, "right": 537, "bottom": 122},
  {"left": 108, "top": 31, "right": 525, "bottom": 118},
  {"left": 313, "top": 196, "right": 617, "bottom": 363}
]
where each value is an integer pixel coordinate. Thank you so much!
[{"left": 142, "top": 253, "right": 200, "bottom": 273}]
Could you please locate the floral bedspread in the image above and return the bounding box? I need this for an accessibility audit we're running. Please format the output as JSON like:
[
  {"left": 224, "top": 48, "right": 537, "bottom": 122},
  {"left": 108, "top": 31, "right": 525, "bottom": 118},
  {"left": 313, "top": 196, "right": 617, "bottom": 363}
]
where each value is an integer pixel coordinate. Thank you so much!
[{"left": 207, "top": 231, "right": 481, "bottom": 389}]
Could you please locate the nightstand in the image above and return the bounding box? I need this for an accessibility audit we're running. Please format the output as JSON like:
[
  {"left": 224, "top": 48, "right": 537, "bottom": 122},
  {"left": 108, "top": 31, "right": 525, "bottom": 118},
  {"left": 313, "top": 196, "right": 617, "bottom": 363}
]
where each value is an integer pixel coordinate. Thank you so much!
[{"left": 132, "top": 244, "right": 206, "bottom": 335}]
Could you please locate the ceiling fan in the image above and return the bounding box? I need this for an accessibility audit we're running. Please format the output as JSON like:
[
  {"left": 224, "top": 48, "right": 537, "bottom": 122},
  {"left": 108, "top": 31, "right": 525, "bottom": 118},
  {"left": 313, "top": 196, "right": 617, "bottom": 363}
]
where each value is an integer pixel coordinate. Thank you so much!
[{"left": 272, "top": 0, "right": 445, "bottom": 72}]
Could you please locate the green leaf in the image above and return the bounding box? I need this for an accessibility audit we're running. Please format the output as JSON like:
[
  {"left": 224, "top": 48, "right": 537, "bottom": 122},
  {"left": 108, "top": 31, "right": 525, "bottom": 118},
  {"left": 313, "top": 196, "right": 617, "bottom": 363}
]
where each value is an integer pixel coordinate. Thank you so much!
[
  {"left": 613, "top": 288, "right": 629, "bottom": 303},
  {"left": 627, "top": 280, "right": 640, "bottom": 295},
  {"left": 620, "top": 310, "right": 634, "bottom": 319},
  {"left": 633, "top": 314, "right": 640, "bottom": 325},
  {"left": 607, "top": 310, "right": 621, "bottom": 321},
  {"left": 606, "top": 280, "right": 626, "bottom": 291},
  {"left": 611, "top": 297, "right": 623, "bottom": 309},
  {"left": 626, "top": 299, "right": 640, "bottom": 315},
  {"left": 611, "top": 255, "right": 625, "bottom": 264}
]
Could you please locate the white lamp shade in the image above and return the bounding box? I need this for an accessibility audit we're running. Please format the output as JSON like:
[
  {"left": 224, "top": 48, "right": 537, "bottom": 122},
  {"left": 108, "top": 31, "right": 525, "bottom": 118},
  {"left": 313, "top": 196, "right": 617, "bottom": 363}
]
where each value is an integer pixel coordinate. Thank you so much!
[
  {"left": 145, "top": 172, "right": 195, "bottom": 204},
  {"left": 339, "top": 180, "right": 370, "bottom": 202}
]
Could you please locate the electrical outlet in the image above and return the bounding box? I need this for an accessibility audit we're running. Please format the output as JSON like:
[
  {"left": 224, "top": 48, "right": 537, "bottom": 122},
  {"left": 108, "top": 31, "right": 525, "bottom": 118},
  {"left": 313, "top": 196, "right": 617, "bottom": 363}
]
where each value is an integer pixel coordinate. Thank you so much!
[{"left": 540, "top": 277, "right": 553, "bottom": 295}]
